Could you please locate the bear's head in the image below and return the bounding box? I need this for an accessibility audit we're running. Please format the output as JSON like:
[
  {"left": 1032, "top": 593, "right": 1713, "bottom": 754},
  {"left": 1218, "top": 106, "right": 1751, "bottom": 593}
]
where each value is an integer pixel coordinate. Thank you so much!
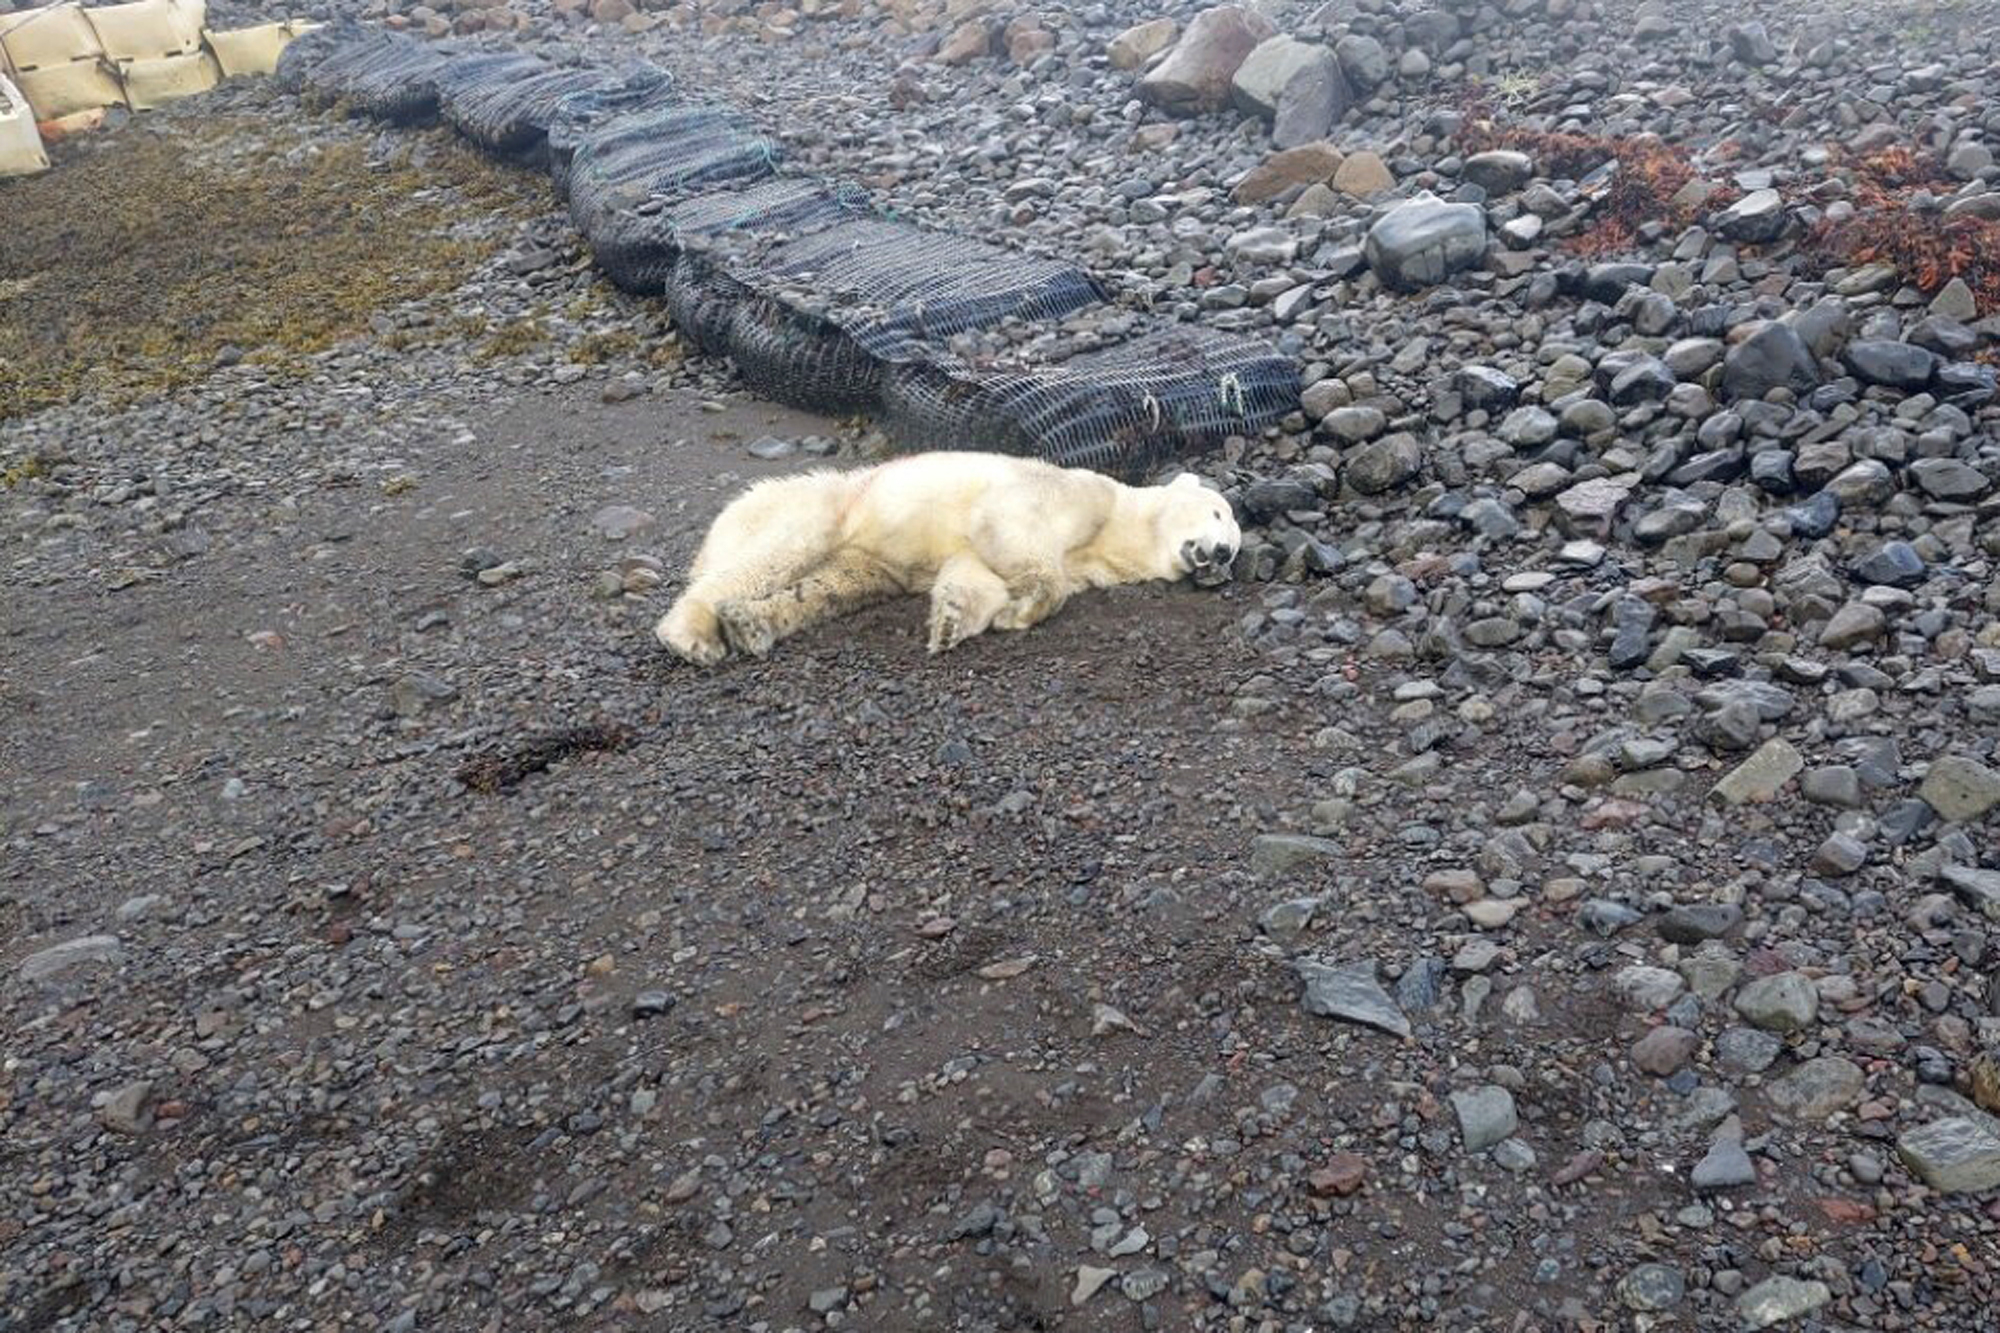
[{"left": 1155, "top": 473, "right": 1241, "bottom": 579}]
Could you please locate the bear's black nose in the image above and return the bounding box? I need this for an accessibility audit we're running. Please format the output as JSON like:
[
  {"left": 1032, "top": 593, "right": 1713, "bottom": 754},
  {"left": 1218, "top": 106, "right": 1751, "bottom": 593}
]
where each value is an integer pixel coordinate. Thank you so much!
[{"left": 1211, "top": 543, "right": 1234, "bottom": 565}]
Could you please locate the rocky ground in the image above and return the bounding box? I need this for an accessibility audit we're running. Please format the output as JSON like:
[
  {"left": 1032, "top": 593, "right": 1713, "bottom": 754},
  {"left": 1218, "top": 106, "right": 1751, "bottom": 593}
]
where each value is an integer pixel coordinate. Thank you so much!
[{"left": 6, "top": 0, "right": 2000, "bottom": 1330}]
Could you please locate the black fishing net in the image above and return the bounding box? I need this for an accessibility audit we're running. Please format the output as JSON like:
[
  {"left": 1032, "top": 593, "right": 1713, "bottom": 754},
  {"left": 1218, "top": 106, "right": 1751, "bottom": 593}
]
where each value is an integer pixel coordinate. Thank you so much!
[
  {"left": 441, "top": 59, "right": 610, "bottom": 158},
  {"left": 589, "top": 178, "right": 867, "bottom": 295},
  {"left": 663, "top": 252, "right": 751, "bottom": 356},
  {"left": 272, "top": 19, "right": 354, "bottom": 93},
  {"left": 543, "top": 63, "right": 675, "bottom": 196},
  {"left": 698, "top": 217, "right": 1107, "bottom": 412},
  {"left": 299, "top": 30, "right": 457, "bottom": 123},
  {"left": 565, "top": 104, "right": 780, "bottom": 244},
  {"left": 879, "top": 328, "right": 1301, "bottom": 479}
]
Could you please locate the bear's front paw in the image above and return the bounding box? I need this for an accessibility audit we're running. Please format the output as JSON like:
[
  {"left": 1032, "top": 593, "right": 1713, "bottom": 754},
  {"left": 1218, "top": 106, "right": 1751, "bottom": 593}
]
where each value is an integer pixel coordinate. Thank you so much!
[
  {"left": 656, "top": 614, "right": 728, "bottom": 667},
  {"left": 716, "top": 603, "right": 775, "bottom": 658},
  {"left": 927, "top": 595, "right": 973, "bottom": 655}
]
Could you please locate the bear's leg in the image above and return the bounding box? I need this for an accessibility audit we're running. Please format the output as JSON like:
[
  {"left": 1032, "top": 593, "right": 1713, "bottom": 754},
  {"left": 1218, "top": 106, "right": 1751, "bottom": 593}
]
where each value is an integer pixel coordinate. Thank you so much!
[
  {"left": 720, "top": 549, "right": 904, "bottom": 656},
  {"left": 654, "top": 476, "right": 845, "bottom": 665},
  {"left": 987, "top": 560, "right": 1075, "bottom": 632},
  {"left": 927, "top": 553, "right": 1011, "bottom": 654}
]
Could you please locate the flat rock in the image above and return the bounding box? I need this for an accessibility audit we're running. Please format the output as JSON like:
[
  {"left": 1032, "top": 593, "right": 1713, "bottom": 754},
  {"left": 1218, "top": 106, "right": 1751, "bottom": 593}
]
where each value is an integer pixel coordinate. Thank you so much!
[
  {"left": 1896, "top": 1117, "right": 2000, "bottom": 1193},
  {"left": 1230, "top": 35, "right": 1329, "bottom": 117},
  {"left": 1251, "top": 833, "right": 1340, "bottom": 876},
  {"left": 1738, "top": 1276, "right": 1831, "bottom": 1329},
  {"left": 1108, "top": 16, "right": 1176, "bottom": 70},
  {"left": 20, "top": 935, "right": 125, "bottom": 982},
  {"left": 1711, "top": 738, "right": 1803, "bottom": 805},
  {"left": 1766, "top": 1056, "right": 1864, "bottom": 1121},
  {"left": 1295, "top": 959, "right": 1411, "bottom": 1038}
]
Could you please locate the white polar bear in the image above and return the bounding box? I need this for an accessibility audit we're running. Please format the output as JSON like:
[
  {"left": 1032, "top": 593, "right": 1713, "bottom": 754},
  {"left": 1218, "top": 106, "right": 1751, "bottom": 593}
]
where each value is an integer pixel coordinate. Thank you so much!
[{"left": 655, "top": 451, "right": 1241, "bottom": 664}]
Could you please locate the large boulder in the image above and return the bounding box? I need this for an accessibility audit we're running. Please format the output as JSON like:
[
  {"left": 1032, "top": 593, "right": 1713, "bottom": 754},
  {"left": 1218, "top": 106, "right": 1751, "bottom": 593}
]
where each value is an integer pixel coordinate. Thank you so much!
[
  {"left": 1364, "top": 191, "right": 1487, "bottom": 289},
  {"left": 1136, "top": 5, "right": 1275, "bottom": 115},
  {"left": 1107, "top": 17, "right": 1176, "bottom": 70},
  {"left": 1270, "top": 48, "right": 1351, "bottom": 147},
  {"left": 1334, "top": 33, "right": 1388, "bottom": 89},
  {"left": 1230, "top": 35, "right": 1330, "bottom": 117},
  {"left": 1721, "top": 322, "right": 1821, "bottom": 401}
]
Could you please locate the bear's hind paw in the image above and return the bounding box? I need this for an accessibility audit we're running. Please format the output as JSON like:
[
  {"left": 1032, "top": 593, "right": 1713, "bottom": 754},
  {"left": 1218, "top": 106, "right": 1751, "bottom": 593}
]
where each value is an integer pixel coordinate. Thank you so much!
[{"left": 716, "top": 604, "right": 776, "bottom": 658}]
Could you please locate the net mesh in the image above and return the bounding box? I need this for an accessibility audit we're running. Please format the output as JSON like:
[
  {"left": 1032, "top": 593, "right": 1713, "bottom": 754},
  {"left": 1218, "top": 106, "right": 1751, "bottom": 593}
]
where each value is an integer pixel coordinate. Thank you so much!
[
  {"left": 272, "top": 19, "right": 353, "bottom": 93},
  {"left": 589, "top": 178, "right": 868, "bottom": 295},
  {"left": 880, "top": 328, "right": 1301, "bottom": 480},
  {"left": 544, "top": 64, "right": 675, "bottom": 195},
  {"left": 691, "top": 218, "right": 1107, "bottom": 412},
  {"left": 440, "top": 58, "right": 608, "bottom": 158},
  {"left": 564, "top": 103, "right": 780, "bottom": 244},
  {"left": 298, "top": 30, "right": 456, "bottom": 123}
]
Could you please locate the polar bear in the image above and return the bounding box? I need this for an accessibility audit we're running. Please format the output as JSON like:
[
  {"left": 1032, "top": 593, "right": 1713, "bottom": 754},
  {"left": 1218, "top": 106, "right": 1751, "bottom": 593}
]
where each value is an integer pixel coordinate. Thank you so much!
[{"left": 655, "top": 451, "right": 1240, "bottom": 664}]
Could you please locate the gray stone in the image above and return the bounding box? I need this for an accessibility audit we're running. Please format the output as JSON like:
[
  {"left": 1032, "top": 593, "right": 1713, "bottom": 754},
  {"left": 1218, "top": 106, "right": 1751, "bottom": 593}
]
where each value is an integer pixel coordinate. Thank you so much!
[
  {"left": 1819, "top": 602, "right": 1886, "bottom": 651},
  {"left": 1843, "top": 340, "right": 1938, "bottom": 391},
  {"left": 1713, "top": 188, "right": 1786, "bottom": 243},
  {"left": 1461, "top": 150, "right": 1533, "bottom": 195},
  {"left": 1107, "top": 17, "right": 1177, "bottom": 70},
  {"left": 1721, "top": 323, "right": 1820, "bottom": 401},
  {"left": 20, "top": 935, "right": 125, "bottom": 982},
  {"left": 1659, "top": 903, "right": 1742, "bottom": 943},
  {"left": 1734, "top": 972, "right": 1818, "bottom": 1032},
  {"left": 99, "top": 1080, "right": 155, "bottom": 1134},
  {"left": 591, "top": 503, "right": 656, "bottom": 539},
  {"left": 1766, "top": 1057, "right": 1865, "bottom": 1121},
  {"left": 1333, "top": 33, "right": 1389, "bottom": 89},
  {"left": 1920, "top": 756, "right": 2000, "bottom": 822},
  {"left": 1908, "top": 457, "right": 1990, "bottom": 500},
  {"left": 1231, "top": 36, "right": 1331, "bottom": 118},
  {"left": 1716, "top": 1026, "right": 1784, "bottom": 1074},
  {"left": 1692, "top": 1136, "right": 1756, "bottom": 1192},
  {"left": 1738, "top": 1276, "right": 1831, "bottom": 1329},
  {"left": 1364, "top": 192, "right": 1487, "bottom": 290},
  {"left": 1271, "top": 55, "right": 1351, "bottom": 148},
  {"left": 1251, "top": 833, "right": 1341, "bottom": 876},
  {"left": 1612, "top": 964, "right": 1686, "bottom": 1012},
  {"left": 1897, "top": 1116, "right": 2000, "bottom": 1193},
  {"left": 1450, "top": 1084, "right": 1518, "bottom": 1152},
  {"left": 1940, "top": 865, "right": 2000, "bottom": 922},
  {"left": 1137, "top": 6, "right": 1277, "bottom": 115},
  {"left": 1617, "top": 1263, "right": 1685, "bottom": 1312},
  {"left": 1295, "top": 959, "right": 1410, "bottom": 1037},
  {"left": 1343, "top": 433, "right": 1422, "bottom": 494},
  {"left": 392, "top": 672, "right": 458, "bottom": 717},
  {"left": 1710, "top": 738, "right": 1803, "bottom": 805}
]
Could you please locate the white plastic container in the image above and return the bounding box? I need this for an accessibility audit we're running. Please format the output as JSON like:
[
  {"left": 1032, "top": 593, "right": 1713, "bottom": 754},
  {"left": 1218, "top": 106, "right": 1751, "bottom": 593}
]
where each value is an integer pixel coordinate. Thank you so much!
[{"left": 205, "top": 19, "right": 316, "bottom": 79}]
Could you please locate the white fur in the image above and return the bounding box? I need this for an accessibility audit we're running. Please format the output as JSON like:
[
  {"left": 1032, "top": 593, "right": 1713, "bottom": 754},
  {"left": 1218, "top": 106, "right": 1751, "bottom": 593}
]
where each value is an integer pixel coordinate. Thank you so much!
[{"left": 655, "top": 451, "right": 1241, "bottom": 664}]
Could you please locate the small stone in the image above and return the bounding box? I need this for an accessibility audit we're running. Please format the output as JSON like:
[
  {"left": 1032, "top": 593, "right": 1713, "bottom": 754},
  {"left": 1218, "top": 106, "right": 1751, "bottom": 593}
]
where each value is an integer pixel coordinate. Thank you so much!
[
  {"left": 1308, "top": 1153, "right": 1368, "bottom": 1197},
  {"left": 1692, "top": 1136, "right": 1757, "bottom": 1192},
  {"left": 1251, "top": 833, "right": 1340, "bottom": 876},
  {"left": 1737, "top": 1276, "right": 1832, "bottom": 1329},
  {"left": 99, "top": 1080, "right": 155, "bottom": 1134},
  {"left": 1631, "top": 1026, "right": 1700, "bottom": 1076},
  {"left": 1072, "top": 1265, "right": 1119, "bottom": 1306},
  {"left": 1618, "top": 1263, "right": 1686, "bottom": 1312},
  {"left": 1364, "top": 191, "right": 1487, "bottom": 289},
  {"left": 1711, "top": 738, "right": 1803, "bottom": 805},
  {"left": 1295, "top": 959, "right": 1411, "bottom": 1038},
  {"left": 1613, "top": 965, "right": 1686, "bottom": 1012},
  {"left": 1451, "top": 1084, "right": 1518, "bottom": 1152},
  {"left": 1920, "top": 756, "right": 2000, "bottom": 823},
  {"left": 1735, "top": 972, "right": 1819, "bottom": 1032},
  {"left": 1766, "top": 1057, "right": 1865, "bottom": 1121},
  {"left": 591, "top": 504, "right": 656, "bottom": 539}
]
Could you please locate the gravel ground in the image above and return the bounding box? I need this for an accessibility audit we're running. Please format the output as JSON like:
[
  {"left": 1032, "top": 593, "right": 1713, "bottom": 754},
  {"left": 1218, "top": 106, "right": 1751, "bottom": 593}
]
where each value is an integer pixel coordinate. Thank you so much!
[{"left": 6, "top": 0, "right": 2000, "bottom": 1328}]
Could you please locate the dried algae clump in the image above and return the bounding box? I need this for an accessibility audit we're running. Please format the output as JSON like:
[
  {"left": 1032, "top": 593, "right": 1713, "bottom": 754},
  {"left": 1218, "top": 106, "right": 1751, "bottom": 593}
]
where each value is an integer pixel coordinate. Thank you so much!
[{"left": 0, "top": 114, "right": 543, "bottom": 421}]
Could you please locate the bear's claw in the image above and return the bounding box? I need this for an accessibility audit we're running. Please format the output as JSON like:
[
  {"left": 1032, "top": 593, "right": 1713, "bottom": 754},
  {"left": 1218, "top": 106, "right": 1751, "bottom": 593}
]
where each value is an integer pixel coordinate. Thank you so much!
[{"left": 716, "top": 604, "right": 775, "bottom": 658}]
